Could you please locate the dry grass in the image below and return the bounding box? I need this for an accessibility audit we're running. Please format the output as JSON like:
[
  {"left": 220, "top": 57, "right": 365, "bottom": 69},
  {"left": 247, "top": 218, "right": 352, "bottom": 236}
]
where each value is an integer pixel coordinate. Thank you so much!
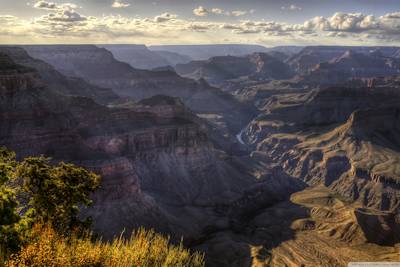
[{"left": 6, "top": 225, "right": 204, "bottom": 267}]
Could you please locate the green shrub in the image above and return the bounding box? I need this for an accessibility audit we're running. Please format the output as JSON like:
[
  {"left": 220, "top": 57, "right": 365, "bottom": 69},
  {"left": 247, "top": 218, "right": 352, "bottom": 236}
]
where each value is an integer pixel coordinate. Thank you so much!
[
  {"left": 0, "top": 148, "right": 21, "bottom": 255},
  {"left": 17, "top": 157, "right": 100, "bottom": 233}
]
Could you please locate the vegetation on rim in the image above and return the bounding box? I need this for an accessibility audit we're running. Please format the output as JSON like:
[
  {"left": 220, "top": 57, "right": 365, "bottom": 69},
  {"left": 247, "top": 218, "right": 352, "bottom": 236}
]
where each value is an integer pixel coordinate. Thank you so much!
[{"left": 0, "top": 147, "right": 204, "bottom": 267}]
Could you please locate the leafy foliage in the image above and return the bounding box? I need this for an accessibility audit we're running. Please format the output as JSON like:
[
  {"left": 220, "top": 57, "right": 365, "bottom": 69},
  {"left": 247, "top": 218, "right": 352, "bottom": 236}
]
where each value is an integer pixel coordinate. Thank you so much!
[
  {"left": 0, "top": 148, "right": 20, "bottom": 255},
  {"left": 17, "top": 157, "right": 100, "bottom": 233},
  {"left": 0, "top": 147, "right": 99, "bottom": 256}
]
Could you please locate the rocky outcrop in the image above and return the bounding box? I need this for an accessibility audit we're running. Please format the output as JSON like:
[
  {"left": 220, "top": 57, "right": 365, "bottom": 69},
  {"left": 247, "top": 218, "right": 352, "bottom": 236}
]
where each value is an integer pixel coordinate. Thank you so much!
[
  {"left": 252, "top": 105, "right": 400, "bottom": 213},
  {"left": 286, "top": 46, "right": 400, "bottom": 74},
  {"left": 23, "top": 45, "right": 256, "bottom": 136},
  {"left": 0, "top": 50, "right": 263, "bottom": 241},
  {"left": 175, "top": 53, "right": 294, "bottom": 86},
  {"left": 1, "top": 46, "right": 119, "bottom": 105},
  {"left": 242, "top": 86, "right": 400, "bottom": 146},
  {"left": 298, "top": 50, "right": 400, "bottom": 86}
]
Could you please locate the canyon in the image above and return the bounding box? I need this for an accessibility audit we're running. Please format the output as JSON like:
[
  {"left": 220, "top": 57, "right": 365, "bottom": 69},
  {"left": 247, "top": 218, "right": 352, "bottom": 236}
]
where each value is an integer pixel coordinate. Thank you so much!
[{"left": 1, "top": 44, "right": 400, "bottom": 266}]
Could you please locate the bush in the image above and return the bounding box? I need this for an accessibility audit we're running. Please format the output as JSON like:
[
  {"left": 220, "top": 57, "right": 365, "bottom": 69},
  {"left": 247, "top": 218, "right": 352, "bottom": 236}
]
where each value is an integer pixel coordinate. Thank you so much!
[
  {"left": 7, "top": 224, "right": 205, "bottom": 267},
  {"left": 17, "top": 157, "right": 100, "bottom": 233},
  {"left": 0, "top": 148, "right": 21, "bottom": 255}
]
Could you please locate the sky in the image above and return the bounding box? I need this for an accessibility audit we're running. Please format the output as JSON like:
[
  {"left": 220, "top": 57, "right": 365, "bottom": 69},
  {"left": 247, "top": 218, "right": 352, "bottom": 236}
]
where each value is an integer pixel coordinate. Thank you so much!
[{"left": 1, "top": 0, "right": 400, "bottom": 46}]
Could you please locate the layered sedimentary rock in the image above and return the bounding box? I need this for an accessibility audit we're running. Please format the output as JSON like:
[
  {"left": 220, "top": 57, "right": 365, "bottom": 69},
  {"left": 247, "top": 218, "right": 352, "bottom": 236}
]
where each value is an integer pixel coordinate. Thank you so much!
[
  {"left": 196, "top": 186, "right": 400, "bottom": 266},
  {"left": 3, "top": 44, "right": 400, "bottom": 266},
  {"left": 298, "top": 50, "right": 400, "bottom": 86},
  {"left": 175, "top": 53, "right": 294, "bottom": 86},
  {"left": 0, "top": 50, "right": 263, "bottom": 240},
  {"left": 0, "top": 46, "right": 119, "bottom": 105},
  {"left": 242, "top": 86, "right": 400, "bottom": 145},
  {"left": 212, "top": 83, "right": 400, "bottom": 265},
  {"left": 23, "top": 45, "right": 255, "bottom": 135},
  {"left": 286, "top": 46, "right": 400, "bottom": 74},
  {"left": 0, "top": 49, "right": 312, "bottom": 262},
  {"left": 239, "top": 86, "right": 400, "bottom": 216}
]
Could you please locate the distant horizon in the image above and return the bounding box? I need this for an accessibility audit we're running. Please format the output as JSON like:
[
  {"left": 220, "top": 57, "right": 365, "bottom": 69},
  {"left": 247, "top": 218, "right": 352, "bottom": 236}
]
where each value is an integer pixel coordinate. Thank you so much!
[{"left": 3, "top": 44, "right": 400, "bottom": 48}]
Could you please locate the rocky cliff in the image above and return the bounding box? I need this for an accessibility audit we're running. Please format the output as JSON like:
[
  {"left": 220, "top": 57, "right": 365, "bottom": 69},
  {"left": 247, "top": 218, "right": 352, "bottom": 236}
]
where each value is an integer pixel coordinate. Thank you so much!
[
  {"left": 2, "top": 45, "right": 400, "bottom": 265},
  {"left": 23, "top": 45, "right": 256, "bottom": 136},
  {"left": 100, "top": 45, "right": 175, "bottom": 70},
  {"left": 0, "top": 50, "right": 264, "bottom": 241},
  {"left": 1, "top": 46, "right": 119, "bottom": 105},
  {"left": 175, "top": 52, "right": 294, "bottom": 86},
  {"left": 286, "top": 46, "right": 400, "bottom": 74},
  {"left": 298, "top": 50, "right": 400, "bottom": 86},
  {"left": 240, "top": 86, "right": 400, "bottom": 215}
]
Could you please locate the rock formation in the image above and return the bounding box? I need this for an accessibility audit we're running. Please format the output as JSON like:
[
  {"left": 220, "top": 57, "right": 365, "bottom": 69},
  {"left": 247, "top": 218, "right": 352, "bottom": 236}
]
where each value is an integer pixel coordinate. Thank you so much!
[
  {"left": 2, "top": 45, "right": 400, "bottom": 266},
  {"left": 2, "top": 46, "right": 119, "bottom": 105},
  {"left": 23, "top": 45, "right": 256, "bottom": 137},
  {"left": 298, "top": 50, "right": 400, "bottom": 86},
  {"left": 0, "top": 48, "right": 311, "bottom": 252},
  {"left": 175, "top": 53, "right": 294, "bottom": 86},
  {"left": 99, "top": 44, "right": 192, "bottom": 69}
]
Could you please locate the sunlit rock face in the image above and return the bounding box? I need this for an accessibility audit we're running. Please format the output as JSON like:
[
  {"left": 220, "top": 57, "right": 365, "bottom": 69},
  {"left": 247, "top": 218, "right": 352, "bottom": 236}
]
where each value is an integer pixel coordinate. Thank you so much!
[{"left": 243, "top": 86, "right": 400, "bottom": 214}]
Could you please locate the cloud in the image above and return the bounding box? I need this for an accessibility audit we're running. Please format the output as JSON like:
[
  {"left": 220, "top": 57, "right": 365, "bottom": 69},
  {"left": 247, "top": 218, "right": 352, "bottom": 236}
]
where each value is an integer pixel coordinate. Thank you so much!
[
  {"left": 43, "top": 10, "right": 86, "bottom": 22},
  {"left": 111, "top": 1, "right": 130, "bottom": 8},
  {"left": 211, "top": 8, "right": 224, "bottom": 15},
  {"left": 302, "top": 12, "right": 379, "bottom": 32},
  {"left": 0, "top": 15, "right": 17, "bottom": 21},
  {"left": 33, "top": 1, "right": 78, "bottom": 10},
  {"left": 187, "top": 23, "right": 212, "bottom": 32},
  {"left": 154, "top": 13, "right": 177, "bottom": 23},
  {"left": 281, "top": 5, "right": 302, "bottom": 11},
  {"left": 193, "top": 6, "right": 209, "bottom": 17},
  {"left": 193, "top": 6, "right": 249, "bottom": 17},
  {"left": 383, "top": 12, "right": 400, "bottom": 19},
  {"left": 231, "top": 10, "right": 248, "bottom": 17},
  {"left": 2, "top": 8, "right": 400, "bottom": 45},
  {"left": 33, "top": 0, "right": 85, "bottom": 25},
  {"left": 34, "top": 1, "right": 57, "bottom": 10}
]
